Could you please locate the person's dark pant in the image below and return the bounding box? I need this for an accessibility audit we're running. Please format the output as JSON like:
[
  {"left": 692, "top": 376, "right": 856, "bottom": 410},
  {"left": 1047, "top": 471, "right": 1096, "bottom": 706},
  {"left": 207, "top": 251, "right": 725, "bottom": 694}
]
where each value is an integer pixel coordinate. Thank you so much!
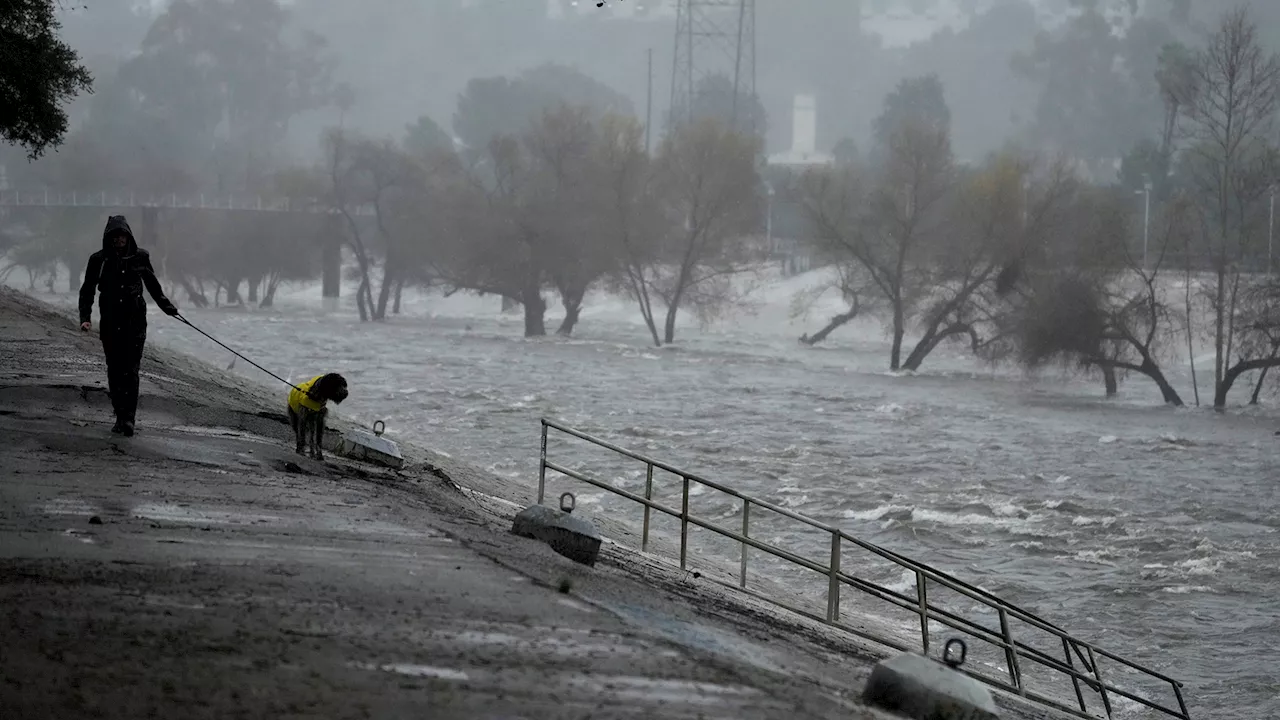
[{"left": 101, "top": 333, "right": 145, "bottom": 424}]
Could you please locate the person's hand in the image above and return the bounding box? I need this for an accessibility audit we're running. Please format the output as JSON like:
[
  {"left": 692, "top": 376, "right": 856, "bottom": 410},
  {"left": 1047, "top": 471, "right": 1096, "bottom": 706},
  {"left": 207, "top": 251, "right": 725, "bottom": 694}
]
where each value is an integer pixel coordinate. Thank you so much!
[
  {"left": 80, "top": 321, "right": 91, "bottom": 332},
  {"left": 162, "top": 304, "right": 179, "bottom": 317}
]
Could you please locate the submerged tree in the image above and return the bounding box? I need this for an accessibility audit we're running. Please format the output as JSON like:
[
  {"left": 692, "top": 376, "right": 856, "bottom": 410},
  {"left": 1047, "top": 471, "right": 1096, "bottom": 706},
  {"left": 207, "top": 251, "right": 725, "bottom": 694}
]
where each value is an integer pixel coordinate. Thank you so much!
[
  {"left": 649, "top": 118, "right": 763, "bottom": 345},
  {"left": 1180, "top": 7, "right": 1280, "bottom": 409},
  {"left": 799, "top": 75, "right": 956, "bottom": 370}
]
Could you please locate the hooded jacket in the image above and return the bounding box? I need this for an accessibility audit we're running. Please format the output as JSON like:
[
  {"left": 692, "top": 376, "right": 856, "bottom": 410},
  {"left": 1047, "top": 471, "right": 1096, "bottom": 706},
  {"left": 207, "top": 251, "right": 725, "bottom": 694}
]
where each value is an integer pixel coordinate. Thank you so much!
[{"left": 79, "top": 215, "right": 177, "bottom": 335}]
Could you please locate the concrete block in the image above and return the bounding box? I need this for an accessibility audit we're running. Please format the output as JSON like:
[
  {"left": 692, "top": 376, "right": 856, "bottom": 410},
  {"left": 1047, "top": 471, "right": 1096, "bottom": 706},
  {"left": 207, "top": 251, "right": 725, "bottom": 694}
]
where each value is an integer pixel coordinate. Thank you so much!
[
  {"left": 511, "top": 493, "right": 602, "bottom": 566},
  {"left": 862, "top": 643, "right": 999, "bottom": 720},
  {"left": 336, "top": 420, "right": 404, "bottom": 469}
]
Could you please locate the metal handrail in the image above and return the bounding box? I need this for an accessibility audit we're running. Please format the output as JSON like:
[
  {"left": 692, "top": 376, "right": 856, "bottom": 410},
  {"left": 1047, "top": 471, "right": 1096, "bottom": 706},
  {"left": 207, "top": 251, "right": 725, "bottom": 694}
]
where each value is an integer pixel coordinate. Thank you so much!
[
  {"left": 537, "top": 418, "right": 1191, "bottom": 720},
  {"left": 0, "top": 189, "right": 376, "bottom": 216}
]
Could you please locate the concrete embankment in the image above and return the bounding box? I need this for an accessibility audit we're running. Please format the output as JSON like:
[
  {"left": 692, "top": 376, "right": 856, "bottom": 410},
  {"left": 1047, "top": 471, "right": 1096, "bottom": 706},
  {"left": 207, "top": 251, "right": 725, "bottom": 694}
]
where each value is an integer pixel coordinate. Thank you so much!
[{"left": 0, "top": 287, "right": 1062, "bottom": 720}]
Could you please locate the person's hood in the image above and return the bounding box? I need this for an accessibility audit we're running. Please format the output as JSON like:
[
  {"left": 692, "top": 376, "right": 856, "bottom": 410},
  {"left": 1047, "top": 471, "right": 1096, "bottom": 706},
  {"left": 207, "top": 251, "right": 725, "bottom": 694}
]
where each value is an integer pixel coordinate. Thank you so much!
[{"left": 102, "top": 215, "right": 137, "bottom": 255}]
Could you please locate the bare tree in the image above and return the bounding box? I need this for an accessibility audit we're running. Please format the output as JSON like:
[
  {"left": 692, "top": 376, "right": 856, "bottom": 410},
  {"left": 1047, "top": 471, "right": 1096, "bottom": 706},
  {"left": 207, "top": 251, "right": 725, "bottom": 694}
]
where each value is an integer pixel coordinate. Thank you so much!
[
  {"left": 471, "top": 133, "right": 550, "bottom": 336},
  {"left": 798, "top": 108, "right": 953, "bottom": 369},
  {"left": 322, "top": 128, "right": 378, "bottom": 321},
  {"left": 1180, "top": 6, "right": 1280, "bottom": 409},
  {"left": 995, "top": 186, "right": 1193, "bottom": 405},
  {"left": 649, "top": 118, "right": 763, "bottom": 345},
  {"left": 522, "top": 104, "right": 611, "bottom": 336},
  {"left": 795, "top": 261, "right": 877, "bottom": 346},
  {"left": 593, "top": 113, "right": 667, "bottom": 347}
]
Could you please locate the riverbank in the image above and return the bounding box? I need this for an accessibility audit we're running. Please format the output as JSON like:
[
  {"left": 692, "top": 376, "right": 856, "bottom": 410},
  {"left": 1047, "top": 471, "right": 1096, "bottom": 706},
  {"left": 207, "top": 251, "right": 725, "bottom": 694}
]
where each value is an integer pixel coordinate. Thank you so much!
[{"left": 0, "top": 286, "right": 1070, "bottom": 719}]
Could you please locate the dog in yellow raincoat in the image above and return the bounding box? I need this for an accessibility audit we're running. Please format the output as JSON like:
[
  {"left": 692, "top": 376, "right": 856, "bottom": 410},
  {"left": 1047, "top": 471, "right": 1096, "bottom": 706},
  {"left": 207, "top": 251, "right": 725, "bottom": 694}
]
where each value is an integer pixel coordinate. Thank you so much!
[{"left": 288, "top": 373, "right": 349, "bottom": 460}]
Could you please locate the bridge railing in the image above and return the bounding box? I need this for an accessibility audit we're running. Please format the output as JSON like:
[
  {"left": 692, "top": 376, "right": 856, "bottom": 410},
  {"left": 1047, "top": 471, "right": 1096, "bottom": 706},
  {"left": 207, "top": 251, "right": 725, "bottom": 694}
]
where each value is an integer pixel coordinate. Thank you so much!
[
  {"left": 537, "top": 418, "right": 1191, "bottom": 720},
  {"left": 0, "top": 189, "right": 375, "bottom": 216}
]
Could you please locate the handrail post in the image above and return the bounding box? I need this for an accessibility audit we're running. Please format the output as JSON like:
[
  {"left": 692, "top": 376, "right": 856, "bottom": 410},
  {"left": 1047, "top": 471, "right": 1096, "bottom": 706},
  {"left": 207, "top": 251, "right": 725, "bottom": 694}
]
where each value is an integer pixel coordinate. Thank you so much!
[
  {"left": 1173, "top": 680, "right": 1190, "bottom": 720},
  {"left": 999, "top": 607, "right": 1025, "bottom": 695},
  {"left": 739, "top": 499, "right": 750, "bottom": 588},
  {"left": 679, "top": 475, "right": 690, "bottom": 570},
  {"left": 1086, "top": 646, "right": 1112, "bottom": 716},
  {"left": 826, "top": 530, "right": 841, "bottom": 623},
  {"left": 537, "top": 420, "right": 548, "bottom": 504},
  {"left": 1061, "top": 636, "right": 1087, "bottom": 714},
  {"left": 915, "top": 570, "right": 930, "bottom": 655},
  {"left": 642, "top": 463, "right": 654, "bottom": 553}
]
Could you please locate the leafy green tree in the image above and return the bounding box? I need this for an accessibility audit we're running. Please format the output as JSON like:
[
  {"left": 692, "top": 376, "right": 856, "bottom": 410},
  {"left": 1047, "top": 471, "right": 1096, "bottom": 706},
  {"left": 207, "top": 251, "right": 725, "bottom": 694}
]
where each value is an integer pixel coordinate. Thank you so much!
[{"left": 0, "top": 0, "right": 93, "bottom": 158}]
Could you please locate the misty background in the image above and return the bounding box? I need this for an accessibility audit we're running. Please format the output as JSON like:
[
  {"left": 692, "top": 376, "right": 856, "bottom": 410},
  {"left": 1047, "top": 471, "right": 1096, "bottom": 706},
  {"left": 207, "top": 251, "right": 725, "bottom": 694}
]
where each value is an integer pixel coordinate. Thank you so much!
[{"left": 9, "top": 0, "right": 1279, "bottom": 184}]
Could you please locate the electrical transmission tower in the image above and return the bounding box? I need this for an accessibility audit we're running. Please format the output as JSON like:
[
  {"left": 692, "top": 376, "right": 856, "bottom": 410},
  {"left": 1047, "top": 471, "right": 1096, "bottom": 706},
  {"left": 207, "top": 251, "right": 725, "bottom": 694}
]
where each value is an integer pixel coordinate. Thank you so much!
[{"left": 668, "top": 0, "right": 757, "bottom": 135}]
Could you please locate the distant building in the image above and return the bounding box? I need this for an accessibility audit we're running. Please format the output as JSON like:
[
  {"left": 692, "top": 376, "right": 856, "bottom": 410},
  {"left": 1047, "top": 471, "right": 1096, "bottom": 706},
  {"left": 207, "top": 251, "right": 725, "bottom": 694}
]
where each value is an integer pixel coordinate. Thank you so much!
[
  {"left": 767, "top": 94, "right": 833, "bottom": 169},
  {"left": 761, "top": 94, "right": 832, "bottom": 276}
]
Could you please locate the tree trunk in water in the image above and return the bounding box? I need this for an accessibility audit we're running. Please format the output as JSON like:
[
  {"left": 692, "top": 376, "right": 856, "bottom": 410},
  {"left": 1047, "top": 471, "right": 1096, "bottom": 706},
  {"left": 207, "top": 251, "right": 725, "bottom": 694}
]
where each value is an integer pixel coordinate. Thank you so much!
[
  {"left": 1250, "top": 365, "right": 1270, "bottom": 405},
  {"left": 889, "top": 300, "right": 905, "bottom": 371},
  {"left": 225, "top": 278, "right": 243, "bottom": 305},
  {"left": 663, "top": 303, "right": 679, "bottom": 345},
  {"left": 1103, "top": 365, "right": 1118, "bottom": 397},
  {"left": 557, "top": 304, "right": 581, "bottom": 336},
  {"left": 901, "top": 330, "right": 941, "bottom": 372},
  {"left": 556, "top": 287, "right": 585, "bottom": 336},
  {"left": 248, "top": 276, "right": 260, "bottom": 304},
  {"left": 374, "top": 264, "right": 395, "bottom": 321},
  {"left": 1141, "top": 359, "right": 1183, "bottom": 406},
  {"left": 261, "top": 274, "right": 281, "bottom": 308},
  {"left": 1213, "top": 266, "right": 1226, "bottom": 391},
  {"left": 800, "top": 305, "right": 859, "bottom": 345},
  {"left": 393, "top": 277, "right": 405, "bottom": 314},
  {"left": 630, "top": 280, "right": 662, "bottom": 347},
  {"left": 356, "top": 277, "right": 369, "bottom": 321},
  {"left": 521, "top": 284, "right": 547, "bottom": 337},
  {"left": 1215, "top": 358, "right": 1280, "bottom": 410},
  {"left": 178, "top": 277, "right": 209, "bottom": 308}
]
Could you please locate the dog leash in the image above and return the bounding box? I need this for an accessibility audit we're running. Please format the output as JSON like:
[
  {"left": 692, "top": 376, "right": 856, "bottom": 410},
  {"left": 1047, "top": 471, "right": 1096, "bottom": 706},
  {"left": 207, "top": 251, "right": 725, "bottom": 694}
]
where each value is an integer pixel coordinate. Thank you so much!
[{"left": 174, "top": 313, "right": 308, "bottom": 395}]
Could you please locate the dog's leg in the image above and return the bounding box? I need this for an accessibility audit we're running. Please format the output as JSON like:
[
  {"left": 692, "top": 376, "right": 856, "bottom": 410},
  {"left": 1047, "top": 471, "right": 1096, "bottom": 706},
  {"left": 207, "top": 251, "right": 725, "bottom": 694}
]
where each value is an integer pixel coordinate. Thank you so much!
[
  {"left": 312, "top": 408, "right": 326, "bottom": 461},
  {"left": 291, "top": 407, "right": 306, "bottom": 455}
]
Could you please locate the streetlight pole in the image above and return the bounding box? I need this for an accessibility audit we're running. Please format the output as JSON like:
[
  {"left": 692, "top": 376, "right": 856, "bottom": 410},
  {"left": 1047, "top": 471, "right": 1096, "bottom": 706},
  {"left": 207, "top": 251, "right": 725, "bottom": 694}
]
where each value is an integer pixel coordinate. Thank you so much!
[
  {"left": 1136, "top": 174, "right": 1151, "bottom": 270},
  {"left": 645, "top": 48, "right": 653, "bottom": 156},
  {"left": 1269, "top": 187, "right": 1275, "bottom": 275},
  {"left": 763, "top": 181, "right": 779, "bottom": 273}
]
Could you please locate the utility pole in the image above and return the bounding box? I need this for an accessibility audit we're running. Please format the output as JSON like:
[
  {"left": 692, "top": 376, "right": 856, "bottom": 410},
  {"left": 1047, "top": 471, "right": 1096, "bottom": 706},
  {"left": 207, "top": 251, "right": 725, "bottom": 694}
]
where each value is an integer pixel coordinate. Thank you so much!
[
  {"left": 645, "top": 48, "right": 653, "bottom": 156},
  {"left": 669, "top": 0, "right": 757, "bottom": 134}
]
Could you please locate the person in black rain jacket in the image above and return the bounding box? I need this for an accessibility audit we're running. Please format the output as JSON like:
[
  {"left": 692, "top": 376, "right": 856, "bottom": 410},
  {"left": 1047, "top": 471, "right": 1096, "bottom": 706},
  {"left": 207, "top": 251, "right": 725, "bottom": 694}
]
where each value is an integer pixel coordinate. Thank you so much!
[{"left": 78, "top": 215, "right": 179, "bottom": 436}]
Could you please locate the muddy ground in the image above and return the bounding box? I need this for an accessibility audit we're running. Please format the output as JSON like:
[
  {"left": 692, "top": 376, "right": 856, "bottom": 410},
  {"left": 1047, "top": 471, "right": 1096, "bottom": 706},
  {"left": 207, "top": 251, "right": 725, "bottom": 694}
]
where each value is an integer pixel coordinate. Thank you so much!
[{"left": 0, "top": 287, "right": 1064, "bottom": 720}]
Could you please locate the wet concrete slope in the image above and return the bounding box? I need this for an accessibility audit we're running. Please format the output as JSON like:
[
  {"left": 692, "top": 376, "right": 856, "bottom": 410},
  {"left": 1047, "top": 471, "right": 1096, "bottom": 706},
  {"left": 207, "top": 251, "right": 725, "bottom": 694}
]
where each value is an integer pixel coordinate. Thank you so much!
[{"left": 0, "top": 288, "right": 1061, "bottom": 720}]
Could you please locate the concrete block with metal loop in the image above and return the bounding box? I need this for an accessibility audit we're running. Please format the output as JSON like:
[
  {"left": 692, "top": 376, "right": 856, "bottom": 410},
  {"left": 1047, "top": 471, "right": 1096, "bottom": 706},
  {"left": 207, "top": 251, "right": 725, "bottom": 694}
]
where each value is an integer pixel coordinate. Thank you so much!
[
  {"left": 510, "top": 492, "right": 602, "bottom": 567},
  {"left": 336, "top": 420, "right": 404, "bottom": 469},
  {"left": 862, "top": 639, "right": 999, "bottom": 720}
]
